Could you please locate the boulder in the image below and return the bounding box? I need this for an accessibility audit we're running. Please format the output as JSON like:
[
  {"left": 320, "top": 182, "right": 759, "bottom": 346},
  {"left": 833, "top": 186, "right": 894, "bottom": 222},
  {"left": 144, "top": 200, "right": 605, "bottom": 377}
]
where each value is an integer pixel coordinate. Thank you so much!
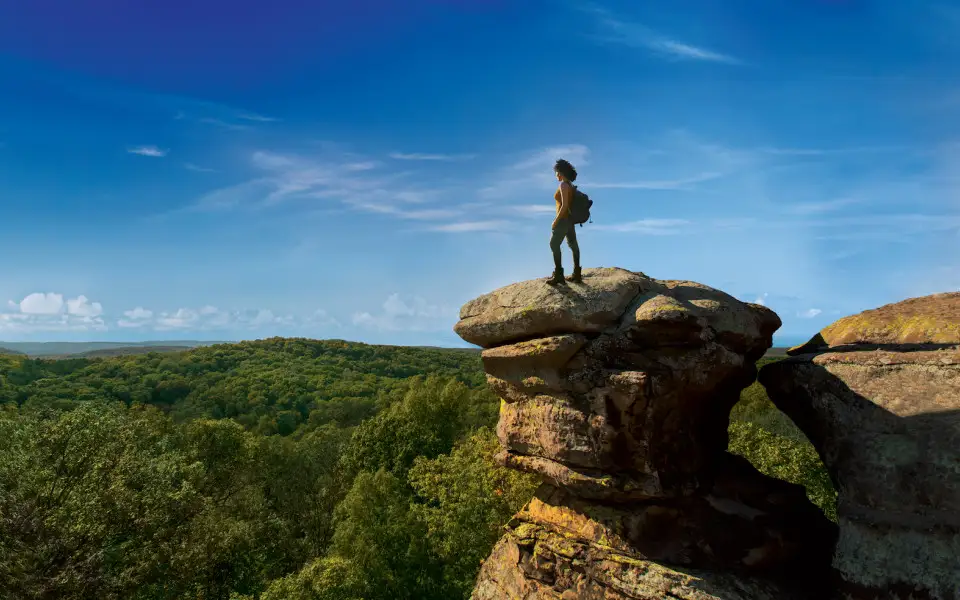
[
  {"left": 760, "top": 292, "right": 960, "bottom": 600},
  {"left": 455, "top": 268, "right": 835, "bottom": 599},
  {"left": 455, "top": 268, "right": 651, "bottom": 348}
]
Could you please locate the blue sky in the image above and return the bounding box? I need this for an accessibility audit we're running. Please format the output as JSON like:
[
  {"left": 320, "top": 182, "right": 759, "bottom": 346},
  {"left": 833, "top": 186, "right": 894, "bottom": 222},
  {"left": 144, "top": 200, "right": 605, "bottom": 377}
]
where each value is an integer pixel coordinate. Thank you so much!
[{"left": 0, "top": 0, "right": 958, "bottom": 348}]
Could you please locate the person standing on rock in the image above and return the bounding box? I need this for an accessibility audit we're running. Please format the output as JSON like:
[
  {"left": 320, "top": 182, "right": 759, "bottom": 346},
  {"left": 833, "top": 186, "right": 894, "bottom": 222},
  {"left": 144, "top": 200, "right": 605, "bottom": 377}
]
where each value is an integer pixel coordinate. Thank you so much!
[{"left": 547, "top": 158, "right": 585, "bottom": 285}]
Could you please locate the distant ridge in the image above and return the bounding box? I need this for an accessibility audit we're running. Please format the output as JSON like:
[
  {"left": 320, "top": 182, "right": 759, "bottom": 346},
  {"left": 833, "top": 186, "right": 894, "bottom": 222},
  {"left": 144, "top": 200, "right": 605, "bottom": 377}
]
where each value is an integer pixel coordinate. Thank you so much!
[
  {"left": 70, "top": 346, "right": 196, "bottom": 358},
  {"left": 0, "top": 340, "right": 791, "bottom": 359},
  {"left": 0, "top": 340, "right": 228, "bottom": 357}
]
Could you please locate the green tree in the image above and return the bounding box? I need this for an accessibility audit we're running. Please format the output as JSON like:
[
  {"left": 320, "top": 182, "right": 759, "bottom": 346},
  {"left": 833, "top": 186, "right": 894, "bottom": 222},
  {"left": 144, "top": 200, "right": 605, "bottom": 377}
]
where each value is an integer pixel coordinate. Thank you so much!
[
  {"left": 0, "top": 402, "right": 204, "bottom": 599},
  {"left": 728, "top": 420, "right": 837, "bottom": 521},
  {"left": 328, "top": 469, "right": 440, "bottom": 600},
  {"left": 259, "top": 556, "right": 366, "bottom": 600},
  {"left": 408, "top": 428, "right": 539, "bottom": 596},
  {"left": 339, "top": 377, "right": 479, "bottom": 481}
]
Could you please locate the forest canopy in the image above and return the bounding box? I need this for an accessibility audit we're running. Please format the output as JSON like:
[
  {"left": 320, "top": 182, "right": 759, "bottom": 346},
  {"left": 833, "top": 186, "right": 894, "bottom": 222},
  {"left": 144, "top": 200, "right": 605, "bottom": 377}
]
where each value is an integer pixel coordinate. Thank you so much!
[{"left": 0, "top": 339, "right": 835, "bottom": 600}]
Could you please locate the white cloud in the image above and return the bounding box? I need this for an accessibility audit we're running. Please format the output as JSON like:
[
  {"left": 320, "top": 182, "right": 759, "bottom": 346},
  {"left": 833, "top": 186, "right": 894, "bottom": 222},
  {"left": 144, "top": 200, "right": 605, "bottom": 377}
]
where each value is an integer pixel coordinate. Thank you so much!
[
  {"left": 306, "top": 308, "right": 341, "bottom": 328},
  {"left": 785, "top": 197, "right": 862, "bottom": 215},
  {"left": 114, "top": 304, "right": 316, "bottom": 333},
  {"left": 236, "top": 112, "right": 278, "bottom": 123},
  {"left": 478, "top": 144, "right": 590, "bottom": 200},
  {"left": 798, "top": 308, "right": 823, "bottom": 319},
  {"left": 510, "top": 144, "right": 590, "bottom": 173},
  {"left": 590, "top": 171, "right": 722, "bottom": 190},
  {"left": 425, "top": 220, "right": 509, "bottom": 232},
  {"left": 389, "top": 152, "right": 475, "bottom": 161},
  {"left": 756, "top": 145, "right": 908, "bottom": 157},
  {"left": 352, "top": 293, "right": 454, "bottom": 332},
  {"left": 18, "top": 292, "right": 64, "bottom": 315},
  {"left": 155, "top": 308, "right": 201, "bottom": 330},
  {"left": 753, "top": 293, "right": 768, "bottom": 306},
  {"left": 198, "top": 118, "right": 250, "bottom": 131},
  {"left": 581, "top": 5, "right": 741, "bottom": 65},
  {"left": 2, "top": 292, "right": 107, "bottom": 333},
  {"left": 510, "top": 204, "right": 556, "bottom": 217},
  {"left": 66, "top": 295, "right": 103, "bottom": 318},
  {"left": 185, "top": 162, "right": 216, "bottom": 173},
  {"left": 117, "top": 320, "right": 146, "bottom": 328},
  {"left": 127, "top": 145, "right": 168, "bottom": 157},
  {"left": 249, "top": 309, "right": 281, "bottom": 326},
  {"left": 188, "top": 150, "right": 461, "bottom": 224},
  {"left": 653, "top": 40, "right": 740, "bottom": 64},
  {"left": 591, "top": 218, "right": 690, "bottom": 234}
]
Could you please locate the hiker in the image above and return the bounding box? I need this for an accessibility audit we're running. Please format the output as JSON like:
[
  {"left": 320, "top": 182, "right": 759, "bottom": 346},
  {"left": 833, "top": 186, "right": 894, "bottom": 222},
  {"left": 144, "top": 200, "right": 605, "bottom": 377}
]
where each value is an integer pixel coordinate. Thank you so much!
[{"left": 547, "top": 158, "right": 591, "bottom": 285}]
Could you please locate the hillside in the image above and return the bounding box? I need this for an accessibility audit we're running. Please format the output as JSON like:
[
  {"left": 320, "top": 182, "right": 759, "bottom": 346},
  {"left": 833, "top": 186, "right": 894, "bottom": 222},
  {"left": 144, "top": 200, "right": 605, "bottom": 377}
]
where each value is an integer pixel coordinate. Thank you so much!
[
  {"left": 0, "top": 337, "right": 491, "bottom": 433},
  {"left": 61, "top": 345, "right": 197, "bottom": 358},
  {"left": 0, "top": 340, "right": 226, "bottom": 357},
  {"left": 0, "top": 346, "right": 24, "bottom": 355}
]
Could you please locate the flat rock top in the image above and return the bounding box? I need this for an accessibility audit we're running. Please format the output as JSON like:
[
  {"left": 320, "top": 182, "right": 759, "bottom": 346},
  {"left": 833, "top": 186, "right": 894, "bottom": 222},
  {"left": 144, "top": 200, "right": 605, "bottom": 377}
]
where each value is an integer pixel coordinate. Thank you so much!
[
  {"left": 789, "top": 292, "right": 960, "bottom": 355},
  {"left": 454, "top": 267, "right": 650, "bottom": 348},
  {"left": 453, "top": 267, "right": 779, "bottom": 350}
]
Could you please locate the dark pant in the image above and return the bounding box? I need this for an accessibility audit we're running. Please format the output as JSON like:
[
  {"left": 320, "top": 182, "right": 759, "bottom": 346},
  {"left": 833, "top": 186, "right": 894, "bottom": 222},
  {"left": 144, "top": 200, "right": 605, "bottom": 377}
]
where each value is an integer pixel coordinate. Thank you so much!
[{"left": 550, "top": 218, "right": 580, "bottom": 271}]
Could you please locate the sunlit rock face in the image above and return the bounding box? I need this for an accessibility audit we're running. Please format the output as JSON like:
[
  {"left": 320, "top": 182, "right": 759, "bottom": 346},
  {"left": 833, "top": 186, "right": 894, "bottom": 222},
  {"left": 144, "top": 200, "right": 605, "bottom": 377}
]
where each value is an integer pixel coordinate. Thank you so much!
[
  {"left": 456, "top": 268, "right": 837, "bottom": 600},
  {"left": 762, "top": 292, "right": 960, "bottom": 600}
]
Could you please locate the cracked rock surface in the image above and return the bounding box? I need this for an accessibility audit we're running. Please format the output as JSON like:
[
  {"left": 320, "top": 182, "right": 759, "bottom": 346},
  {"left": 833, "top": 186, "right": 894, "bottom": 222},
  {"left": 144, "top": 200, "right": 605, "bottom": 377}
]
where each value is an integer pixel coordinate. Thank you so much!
[
  {"left": 761, "top": 292, "right": 960, "bottom": 600},
  {"left": 455, "top": 268, "right": 837, "bottom": 599}
]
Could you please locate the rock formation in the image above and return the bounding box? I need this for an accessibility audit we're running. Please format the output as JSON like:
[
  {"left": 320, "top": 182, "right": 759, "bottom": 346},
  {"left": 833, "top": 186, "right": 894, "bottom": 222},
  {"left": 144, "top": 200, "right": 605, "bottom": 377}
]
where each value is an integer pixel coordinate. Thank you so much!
[
  {"left": 760, "top": 292, "right": 960, "bottom": 600},
  {"left": 455, "top": 268, "right": 838, "bottom": 599}
]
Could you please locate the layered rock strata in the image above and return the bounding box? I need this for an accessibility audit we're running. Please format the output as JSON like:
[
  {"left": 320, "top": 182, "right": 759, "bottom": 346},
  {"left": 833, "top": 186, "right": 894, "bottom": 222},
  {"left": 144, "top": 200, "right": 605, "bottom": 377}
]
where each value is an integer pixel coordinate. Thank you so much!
[
  {"left": 455, "top": 268, "right": 838, "bottom": 599},
  {"left": 760, "top": 292, "right": 960, "bottom": 600}
]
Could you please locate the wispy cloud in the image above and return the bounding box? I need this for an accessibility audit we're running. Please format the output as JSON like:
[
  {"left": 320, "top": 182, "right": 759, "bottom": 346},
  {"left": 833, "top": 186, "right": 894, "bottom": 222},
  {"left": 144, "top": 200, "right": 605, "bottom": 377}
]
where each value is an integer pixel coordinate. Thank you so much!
[
  {"left": 756, "top": 145, "right": 910, "bottom": 157},
  {"left": 127, "top": 145, "right": 168, "bottom": 157},
  {"left": 116, "top": 304, "right": 335, "bottom": 332},
  {"left": 591, "top": 218, "right": 691, "bottom": 234},
  {"left": 0, "top": 293, "right": 344, "bottom": 335},
  {"left": 510, "top": 204, "right": 556, "bottom": 217},
  {"left": 198, "top": 117, "right": 250, "bottom": 131},
  {"left": 591, "top": 171, "right": 722, "bottom": 190},
  {"left": 479, "top": 144, "right": 590, "bottom": 199},
  {"left": 181, "top": 149, "right": 467, "bottom": 225},
  {"left": 184, "top": 162, "right": 216, "bottom": 173},
  {"left": 425, "top": 220, "right": 509, "bottom": 233},
  {"left": 34, "top": 67, "right": 278, "bottom": 132},
  {"left": 798, "top": 308, "right": 822, "bottom": 319},
  {"left": 352, "top": 293, "right": 455, "bottom": 332},
  {"left": 237, "top": 112, "right": 278, "bottom": 123},
  {"left": 581, "top": 4, "right": 741, "bottom": 65},
  {"left": 785, "top": 197, "right": 862, "bottom": 215},
  {"left": 389, "top": 152, "right": 476, "bottom": 161}
]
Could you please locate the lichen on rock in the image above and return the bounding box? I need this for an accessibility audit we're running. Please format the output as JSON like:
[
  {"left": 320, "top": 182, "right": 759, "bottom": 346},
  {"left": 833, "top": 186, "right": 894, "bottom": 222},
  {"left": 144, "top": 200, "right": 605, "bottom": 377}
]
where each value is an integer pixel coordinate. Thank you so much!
[
  {"left": 455, "top": 267, "right": 835, "bottom": 599},
  {"left": 760, "top": 292, "right": 960, "bottom": 600}
]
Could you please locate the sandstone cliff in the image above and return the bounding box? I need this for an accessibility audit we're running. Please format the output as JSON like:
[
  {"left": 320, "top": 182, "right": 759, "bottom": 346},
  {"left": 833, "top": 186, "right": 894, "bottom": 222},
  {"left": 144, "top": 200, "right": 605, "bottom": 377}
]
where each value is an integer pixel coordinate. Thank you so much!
[
  {"left": 760, "top": 292, "right": 960, "bottom": 600},
  {"left": 455, "top": 268, "right": 838, "bottom": 599}
]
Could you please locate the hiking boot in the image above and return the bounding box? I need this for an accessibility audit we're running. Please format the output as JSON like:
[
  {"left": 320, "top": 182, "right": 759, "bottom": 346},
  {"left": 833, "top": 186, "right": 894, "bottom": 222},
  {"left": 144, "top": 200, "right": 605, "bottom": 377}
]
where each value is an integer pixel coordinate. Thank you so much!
[
  {"left": 546, "top": 268, "right": 565, "bottom": 285},
  {"left": 567, "top": 266, "right": 582, "bottom": 283}
]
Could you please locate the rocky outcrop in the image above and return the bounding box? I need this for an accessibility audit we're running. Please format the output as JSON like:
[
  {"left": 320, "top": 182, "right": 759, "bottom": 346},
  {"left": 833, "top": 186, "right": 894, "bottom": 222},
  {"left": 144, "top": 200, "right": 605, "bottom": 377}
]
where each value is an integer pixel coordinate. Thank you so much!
[
  {"left": 760, "top": 292, "right": 960, "bottom": 600},
  {"left": 456, "top": 268, "right": 838, "bottom": 599}
]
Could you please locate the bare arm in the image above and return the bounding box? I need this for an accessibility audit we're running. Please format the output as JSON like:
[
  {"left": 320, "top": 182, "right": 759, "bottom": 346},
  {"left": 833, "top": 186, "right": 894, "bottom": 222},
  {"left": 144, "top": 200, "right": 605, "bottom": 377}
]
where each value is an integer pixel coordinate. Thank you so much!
[{"left": 554, "top": 182, "right": 573, "bottom": 227}]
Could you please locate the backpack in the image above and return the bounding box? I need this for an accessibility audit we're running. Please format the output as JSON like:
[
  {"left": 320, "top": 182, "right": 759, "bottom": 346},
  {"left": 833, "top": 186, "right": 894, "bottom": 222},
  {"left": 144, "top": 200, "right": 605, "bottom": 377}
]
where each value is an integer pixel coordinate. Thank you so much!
[{"left": 569, "top": 186, "right": 593, "bottom": 226}]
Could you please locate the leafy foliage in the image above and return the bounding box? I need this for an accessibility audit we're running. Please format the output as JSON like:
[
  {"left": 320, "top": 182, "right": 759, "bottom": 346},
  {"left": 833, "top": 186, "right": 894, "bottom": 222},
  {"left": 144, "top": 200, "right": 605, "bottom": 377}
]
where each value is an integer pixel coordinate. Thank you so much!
[
  {"left": 1, "top": 338, "right": 485, "bottom": 434},
  {"left": 0, "top": 342, "right": 835, "bottom": 599},
  {"left": 408, "top": 428, "right": 540, "bottom": 593},
  {"left": 726, "top": 358, "right": 837, "bottom": 520}
]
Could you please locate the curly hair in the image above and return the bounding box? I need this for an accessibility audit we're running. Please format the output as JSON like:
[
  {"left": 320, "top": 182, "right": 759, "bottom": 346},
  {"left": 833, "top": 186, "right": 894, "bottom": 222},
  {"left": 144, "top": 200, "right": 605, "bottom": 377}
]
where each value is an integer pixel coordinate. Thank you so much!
[{"left": 554, "top": 158, "right": 578, "bottom": 182}]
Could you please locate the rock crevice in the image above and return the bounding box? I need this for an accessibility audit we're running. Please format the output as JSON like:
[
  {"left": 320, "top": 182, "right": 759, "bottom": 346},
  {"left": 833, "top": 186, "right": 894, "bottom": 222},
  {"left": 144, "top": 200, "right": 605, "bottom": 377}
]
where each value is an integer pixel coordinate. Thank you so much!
[
  {"left": 761, "top": 292, "right": 960, "bottom": 600},
  {"left": 456, "top": 268, "right": 837, "bottom": 599}
]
